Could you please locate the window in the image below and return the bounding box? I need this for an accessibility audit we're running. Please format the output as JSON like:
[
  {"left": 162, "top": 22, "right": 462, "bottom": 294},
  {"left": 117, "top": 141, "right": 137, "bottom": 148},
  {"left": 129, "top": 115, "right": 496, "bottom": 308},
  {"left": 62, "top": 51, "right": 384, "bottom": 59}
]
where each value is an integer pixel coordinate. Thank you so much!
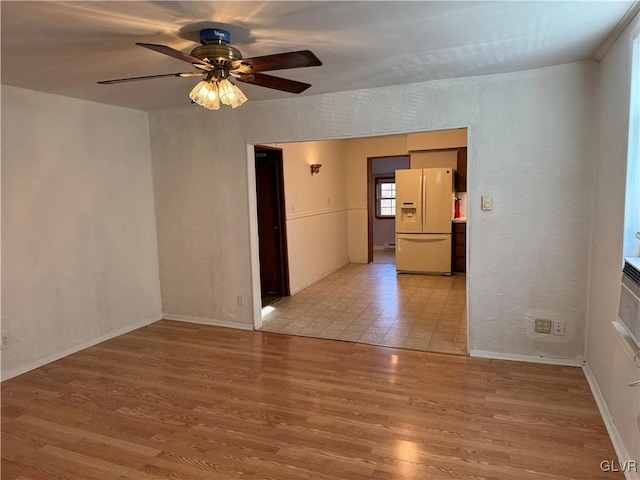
[
  {"left": 623, "top": 35, "right": 640, "bottom": 259},
  {"left": 376, "top": 176, "right": 396, "bottom": 218}
]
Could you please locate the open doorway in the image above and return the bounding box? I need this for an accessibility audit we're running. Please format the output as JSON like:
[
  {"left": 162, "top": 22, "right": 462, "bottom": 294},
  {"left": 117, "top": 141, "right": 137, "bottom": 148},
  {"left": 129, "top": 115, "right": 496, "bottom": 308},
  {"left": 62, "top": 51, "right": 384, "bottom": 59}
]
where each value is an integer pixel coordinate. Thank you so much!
[
  {"left": 367, "top": 156, "right": 410, "bottom": 265},
  {"left": 254, "top": 146, "right": 290, "bottom": 307},
  {"left": 251, "top": 129, "right": 469, "bottom": 356}
]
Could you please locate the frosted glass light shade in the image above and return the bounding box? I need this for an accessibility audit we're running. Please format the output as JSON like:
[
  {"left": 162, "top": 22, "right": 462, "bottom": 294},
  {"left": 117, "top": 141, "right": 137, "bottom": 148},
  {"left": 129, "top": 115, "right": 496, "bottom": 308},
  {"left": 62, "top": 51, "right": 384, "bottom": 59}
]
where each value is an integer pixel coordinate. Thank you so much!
[
  {"left": 189, "top": 80, "right": 211, "bottom": 104},
  {"left": 218, "top": 78, "right": 247, "bottom": 108},
  {"left": 230, "top": 83, "right": 248, "bottom": 108},
  {"left": 217, "top": 78, "right": 235, "bottom": 105},
  {"left": 189, "top": 80, "right": 220, "bottom": 110},
  {"left": 189, "top": 78, "right": 246, "bottom": 110},
  {"left": 202, "top": 82, "right": 220, "bottom": 110}
]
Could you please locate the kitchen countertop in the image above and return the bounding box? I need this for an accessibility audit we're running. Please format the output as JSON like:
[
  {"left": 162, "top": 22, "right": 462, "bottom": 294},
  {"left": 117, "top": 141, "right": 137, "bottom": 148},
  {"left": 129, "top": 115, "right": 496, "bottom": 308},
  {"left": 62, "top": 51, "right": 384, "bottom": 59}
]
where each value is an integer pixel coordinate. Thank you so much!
[{"left": 453, "top": 217, "right": 467, "bottom": 223}]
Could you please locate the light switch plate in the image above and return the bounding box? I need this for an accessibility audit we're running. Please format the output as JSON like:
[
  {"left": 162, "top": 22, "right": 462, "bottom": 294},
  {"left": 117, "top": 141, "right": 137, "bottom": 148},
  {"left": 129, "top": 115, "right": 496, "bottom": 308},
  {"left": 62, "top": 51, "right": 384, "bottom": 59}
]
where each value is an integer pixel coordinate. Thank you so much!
[{"left": 481, "top": 195, "right": 492, "bottom": 211}]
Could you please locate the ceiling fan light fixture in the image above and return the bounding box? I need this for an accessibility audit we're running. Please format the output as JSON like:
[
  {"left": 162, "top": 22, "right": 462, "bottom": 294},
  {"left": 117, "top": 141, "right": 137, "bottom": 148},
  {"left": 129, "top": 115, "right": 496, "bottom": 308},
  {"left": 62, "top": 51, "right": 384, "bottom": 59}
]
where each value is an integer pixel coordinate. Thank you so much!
[
  {"left": 99, "top": 29, "right": 320, "bottom": 109},
  {"left": 217, "top": 78, "right": 247, "bottom": 108},
  {"left": 203, "top": 83, "right": 221, "bottom": 110},
  {"left": 189, "top": 79, "right": 212, "bottom": 102},
  {"left": 189, "top": 79, "right": 221, "bottom": 110},
  {"left": 189, "top": 76, "right": 246, "bottom": 110},
  {"left": 231, "top": 83, "right": 248, "bottom": 107}
]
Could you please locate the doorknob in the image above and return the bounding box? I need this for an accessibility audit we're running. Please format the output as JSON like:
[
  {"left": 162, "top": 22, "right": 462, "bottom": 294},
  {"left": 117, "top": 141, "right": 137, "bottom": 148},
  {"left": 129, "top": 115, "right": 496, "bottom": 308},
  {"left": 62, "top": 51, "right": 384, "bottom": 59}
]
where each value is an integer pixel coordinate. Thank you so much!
[{"left": 274, "top": 225, "right": 278, "bottom": 230}]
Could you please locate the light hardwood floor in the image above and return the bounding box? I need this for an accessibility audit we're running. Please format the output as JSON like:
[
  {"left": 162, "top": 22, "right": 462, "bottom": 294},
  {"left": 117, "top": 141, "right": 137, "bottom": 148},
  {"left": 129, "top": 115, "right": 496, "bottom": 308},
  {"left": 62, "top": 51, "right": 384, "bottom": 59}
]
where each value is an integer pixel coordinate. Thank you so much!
[{"left": 1, "top": 321, "right": 621, "bottom": 479}]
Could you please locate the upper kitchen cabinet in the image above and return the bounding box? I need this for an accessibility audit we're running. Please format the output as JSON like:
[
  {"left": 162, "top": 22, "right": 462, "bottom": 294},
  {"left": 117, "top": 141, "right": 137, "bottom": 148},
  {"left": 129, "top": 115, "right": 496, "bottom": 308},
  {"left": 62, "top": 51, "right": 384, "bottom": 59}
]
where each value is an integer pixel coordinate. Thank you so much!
[
  {"left": 407, "top": 129, "right": 467, "bottom": 151},
  {"left": 456, "top": 147, "right": 467, "bottom": 192}
]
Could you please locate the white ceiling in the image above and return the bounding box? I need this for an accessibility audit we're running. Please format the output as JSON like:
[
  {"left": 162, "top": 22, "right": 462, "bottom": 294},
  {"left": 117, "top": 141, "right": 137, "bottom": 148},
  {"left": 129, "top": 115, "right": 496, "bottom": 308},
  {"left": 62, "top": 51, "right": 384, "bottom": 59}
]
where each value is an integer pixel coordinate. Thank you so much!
[{"left": 1, "top": 1, "right": 634, "bottom": 111}]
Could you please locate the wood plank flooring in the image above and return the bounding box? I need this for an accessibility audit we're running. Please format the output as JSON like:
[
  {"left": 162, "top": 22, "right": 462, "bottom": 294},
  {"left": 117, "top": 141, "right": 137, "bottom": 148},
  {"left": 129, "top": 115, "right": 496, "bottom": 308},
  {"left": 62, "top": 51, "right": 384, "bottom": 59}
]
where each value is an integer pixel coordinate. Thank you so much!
[{"left": 1, "top": 320, "right": 622, "bottom": 479}]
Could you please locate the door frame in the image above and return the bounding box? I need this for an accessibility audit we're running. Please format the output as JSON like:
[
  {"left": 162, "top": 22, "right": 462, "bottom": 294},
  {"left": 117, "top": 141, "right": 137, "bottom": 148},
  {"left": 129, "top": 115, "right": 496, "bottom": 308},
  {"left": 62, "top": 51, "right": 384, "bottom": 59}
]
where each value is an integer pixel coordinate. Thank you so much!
[
  {"left": 248, "top": 128, "right": 470, "bottom": 354},
  {"left": 254, "top": 145, "right": 291, "bottom": 299},
  {"left": 247, "top": 143, "right": 291, "bottom": 329},
  {"left": 366, "top": 155, "right": 411, "bottom": 263}
]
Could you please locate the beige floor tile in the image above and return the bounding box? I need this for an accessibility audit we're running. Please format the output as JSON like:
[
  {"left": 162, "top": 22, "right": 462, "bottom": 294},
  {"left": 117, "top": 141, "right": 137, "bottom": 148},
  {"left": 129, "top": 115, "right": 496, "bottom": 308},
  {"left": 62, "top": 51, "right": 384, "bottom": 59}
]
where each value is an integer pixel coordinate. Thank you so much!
[
  {"left": 260, "top": 264, "right": 467, "bottom": 356},
  {"left": 402, "top": 337, "right": 433, "bottom": 350},
  {"left": 366, "top": 325, "right": 392, "bottom": 336},
  {"left": 453, "top": 341, "right": 468, "bottom": 355},
  {"left": 344, "top": 324, "right": 367, "bottom": 333},
  {"left": 429, "top": 342, "right": 455, "bottom": 354},
  {"left": 435, "top": 325, "right": 459, "bottom": 335},
  {"left": 338, "top": 330, "right": 364, "bottom": 342},
  {"left": 321, "top": 328, "right": 347, "bottom": 337},
  {"left": 407, "top": 328, "right": 433, "bottom": 340},
  {"left": 359, "top": 332, "right": 388, "bottom": 344}
]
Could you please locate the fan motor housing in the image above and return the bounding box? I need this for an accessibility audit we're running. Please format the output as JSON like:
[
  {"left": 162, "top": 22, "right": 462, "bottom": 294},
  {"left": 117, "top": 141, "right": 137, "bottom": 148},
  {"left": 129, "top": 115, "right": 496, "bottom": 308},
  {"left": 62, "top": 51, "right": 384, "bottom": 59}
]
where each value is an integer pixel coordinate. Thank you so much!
[{"left": 190, "top": 43, "right": 243, "bottom": 67}]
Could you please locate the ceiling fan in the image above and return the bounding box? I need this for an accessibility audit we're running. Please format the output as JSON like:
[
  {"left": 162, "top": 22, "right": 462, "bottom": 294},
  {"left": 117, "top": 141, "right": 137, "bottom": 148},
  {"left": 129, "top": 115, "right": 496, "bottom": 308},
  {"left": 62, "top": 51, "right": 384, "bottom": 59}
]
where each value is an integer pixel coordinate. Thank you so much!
[{"left": 97, "top": 28, "right": 322, "bottom": 110}]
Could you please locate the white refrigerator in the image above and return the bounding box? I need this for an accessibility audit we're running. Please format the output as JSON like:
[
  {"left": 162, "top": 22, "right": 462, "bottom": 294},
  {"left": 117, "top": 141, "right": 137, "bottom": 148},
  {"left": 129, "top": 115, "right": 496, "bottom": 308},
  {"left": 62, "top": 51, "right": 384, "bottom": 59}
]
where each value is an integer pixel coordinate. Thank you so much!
[{"left": 395, "top": 167, "right": 454, "bottom": 275}]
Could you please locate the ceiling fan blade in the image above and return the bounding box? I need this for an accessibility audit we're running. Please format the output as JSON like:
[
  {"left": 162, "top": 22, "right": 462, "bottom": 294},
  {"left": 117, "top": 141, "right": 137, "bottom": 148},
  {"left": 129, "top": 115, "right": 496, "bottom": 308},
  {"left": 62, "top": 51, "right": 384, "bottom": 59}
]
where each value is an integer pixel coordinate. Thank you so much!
[
  {"left": 97, "top": 72, "right": 204, "bottom": 85},
  {"left": 136, "top": 43, "right": 213, "bottom": 70},
  {"left": 236, "top": 73, "right": 311, "bottom": 94},
  {"left": 230, "top": 50, "right": 322, "bottom": 73}
]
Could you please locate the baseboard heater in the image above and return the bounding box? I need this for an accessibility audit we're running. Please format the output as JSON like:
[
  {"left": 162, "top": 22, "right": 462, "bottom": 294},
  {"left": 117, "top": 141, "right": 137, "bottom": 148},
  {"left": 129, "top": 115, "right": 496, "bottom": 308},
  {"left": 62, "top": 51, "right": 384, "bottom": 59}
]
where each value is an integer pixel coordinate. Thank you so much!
[{"left": 617, "top": 258, "right": 640, "bottom": 348}]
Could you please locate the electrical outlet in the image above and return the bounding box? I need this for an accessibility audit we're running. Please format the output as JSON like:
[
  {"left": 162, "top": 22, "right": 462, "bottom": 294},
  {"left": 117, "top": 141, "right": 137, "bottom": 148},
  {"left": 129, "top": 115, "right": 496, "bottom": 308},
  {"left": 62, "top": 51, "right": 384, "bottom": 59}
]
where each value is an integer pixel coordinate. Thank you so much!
[
  {"left": 534, "top": 319, "right": 552, "bottom": 334},
  {"left": 552, "top": 321, "right": 565, "bottom": 336},
  {"left": 237, "top": 295, "right": 245, "bottom": 307},
  {"left": 0, "top": 332, "right": 10, "bottom": 350}
]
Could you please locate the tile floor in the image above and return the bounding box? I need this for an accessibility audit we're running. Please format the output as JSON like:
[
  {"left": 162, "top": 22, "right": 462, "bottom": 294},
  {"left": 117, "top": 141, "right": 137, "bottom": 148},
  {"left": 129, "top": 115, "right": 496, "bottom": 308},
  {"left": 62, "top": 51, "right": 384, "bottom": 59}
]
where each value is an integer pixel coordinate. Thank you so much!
[
  {"left": 260, "top": 251, "right": 467, "bottom": 355},
  {"left": 372, "top": 249, "right": 396, "bottom": 264}
]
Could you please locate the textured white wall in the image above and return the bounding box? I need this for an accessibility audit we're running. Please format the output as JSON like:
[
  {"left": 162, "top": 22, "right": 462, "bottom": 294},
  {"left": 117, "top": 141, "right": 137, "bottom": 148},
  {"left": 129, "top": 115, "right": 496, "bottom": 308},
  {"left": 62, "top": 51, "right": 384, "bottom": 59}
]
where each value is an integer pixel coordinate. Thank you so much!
[
  {"left": 149, "top": 61, "right": 595, "bottom": 360},
  {"left": 586, "top": 14, "right": 640, "bottom": 465},
  {"left": 276, "top": 140, "right": 349, "bottom": 293},
  {"left": 1, "top": 86, "right": 162, "bottom": 379}
]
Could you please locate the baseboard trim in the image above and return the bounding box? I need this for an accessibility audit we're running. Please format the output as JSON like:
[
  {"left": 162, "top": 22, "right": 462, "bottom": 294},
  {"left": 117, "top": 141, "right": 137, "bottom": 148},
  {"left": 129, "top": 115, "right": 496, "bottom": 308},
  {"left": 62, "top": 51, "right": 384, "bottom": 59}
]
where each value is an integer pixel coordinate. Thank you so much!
[
  {"left": 469, "top": 350, "right": 585, "bottom": 367},
  {"left": 1, "top": 314, "right": 162, "bottom": 382},
  {"left": 162, "top": 314, "right": 254, "bottom": 331},
  {"left": 583, "top": 362, "right": 639, "bottom": 480},
  {"left": 290, "top": 260, "right": 350, "bottom": 295}
]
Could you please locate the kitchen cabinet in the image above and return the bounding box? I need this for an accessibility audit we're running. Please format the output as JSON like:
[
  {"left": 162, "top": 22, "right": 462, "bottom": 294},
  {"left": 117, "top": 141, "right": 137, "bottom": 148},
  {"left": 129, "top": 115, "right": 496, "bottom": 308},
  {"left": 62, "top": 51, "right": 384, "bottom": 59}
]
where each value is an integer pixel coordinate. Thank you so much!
[
  {"left": 456, "top": 147, "right": 467, "bottom": 192},
  {"left": 452, "top": 222, "right": 466, "bottom": 273},
  {"left": 407, "top": 129, "right": 467, "bottom": 151}
]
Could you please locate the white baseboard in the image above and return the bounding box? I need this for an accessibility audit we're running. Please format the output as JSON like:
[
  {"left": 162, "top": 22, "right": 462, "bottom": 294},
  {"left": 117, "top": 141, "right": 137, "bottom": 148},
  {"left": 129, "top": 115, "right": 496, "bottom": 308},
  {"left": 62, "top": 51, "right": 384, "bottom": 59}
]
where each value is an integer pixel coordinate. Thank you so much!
[
  {"left": 162, "top": 314, "right": 254, "bottom": 331},
  {"left": 469, "top": 350, "right": 585, "bottom": 367},
  {"left": 583, "top": 362, "right": 639, "bottom": 480},
  {"left": 290, "top": 260, "right": 350, "bottom": 295},
  {"left": 373, "top": 246, "right": 385, "bottom": 251},
  {"left": 1, "top": 314, "right": 162, "bottom": 382}
]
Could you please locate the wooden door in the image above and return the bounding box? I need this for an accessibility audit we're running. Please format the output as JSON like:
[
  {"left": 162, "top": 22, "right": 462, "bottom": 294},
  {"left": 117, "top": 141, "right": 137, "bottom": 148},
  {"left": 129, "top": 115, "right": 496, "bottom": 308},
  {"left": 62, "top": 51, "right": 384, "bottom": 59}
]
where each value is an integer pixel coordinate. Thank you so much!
[
  {"left": 456, "top": 147, "right": 467, "bottom": 192},
  {"left": 255, "top": 146, "right": 290, "bottom": 296}
]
